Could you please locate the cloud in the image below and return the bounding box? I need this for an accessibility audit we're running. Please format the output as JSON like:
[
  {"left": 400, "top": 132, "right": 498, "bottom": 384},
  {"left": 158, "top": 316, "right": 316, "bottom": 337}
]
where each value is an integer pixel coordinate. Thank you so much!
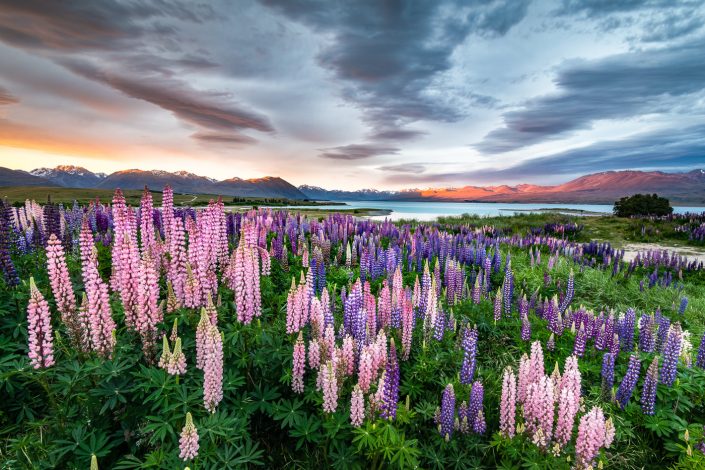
[
  {"left": 319, "top": 143, "right": 399, "bottom": 160},
  {"left": 390, "top": 124, "right": 705, "bottom": 185},
  {"left": 192, "top": 132, "right": 257, "bottom": 146},
  {"left": 261, "top": 0, "right": 528, "bottom": 137},
  {"left": 369, "top": 128, "right": 427, "bottom": 141},
  {"left": 61, "top": 59, "right": 273, "bottom": 135},
  {"left": 0, "top": 85, "right": 18, "bottom": 105},
  {"left": 476, "top": 38, "right": 705, "bottom": 153},
  {"left": 378, "top": 163, "right": 426, "bottom": 174}
]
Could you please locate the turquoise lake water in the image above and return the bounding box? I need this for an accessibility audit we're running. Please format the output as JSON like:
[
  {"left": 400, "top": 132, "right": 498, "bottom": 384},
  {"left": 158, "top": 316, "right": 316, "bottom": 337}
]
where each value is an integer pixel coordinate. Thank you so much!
[{"left": 278, "top": 200, "right": 705, "bottom": 221}]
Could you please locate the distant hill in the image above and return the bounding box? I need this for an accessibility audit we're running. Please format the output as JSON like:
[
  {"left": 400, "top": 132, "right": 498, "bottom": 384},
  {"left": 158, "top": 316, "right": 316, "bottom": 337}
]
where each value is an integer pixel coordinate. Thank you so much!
[
  {"left": 0, "top": 167, "right": 59, "bottom": 187},
  {"left": 11, "top": 167, "right": 308, "bottom": 200},
  {"left": 300, "top": 169, "right": 705, "bottom": 205}
]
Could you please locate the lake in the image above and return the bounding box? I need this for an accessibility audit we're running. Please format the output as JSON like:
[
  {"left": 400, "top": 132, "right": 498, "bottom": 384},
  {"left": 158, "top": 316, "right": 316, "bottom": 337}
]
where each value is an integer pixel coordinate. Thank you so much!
[{"left": 276, "top": 200, "right": 705, "bottom": 221}]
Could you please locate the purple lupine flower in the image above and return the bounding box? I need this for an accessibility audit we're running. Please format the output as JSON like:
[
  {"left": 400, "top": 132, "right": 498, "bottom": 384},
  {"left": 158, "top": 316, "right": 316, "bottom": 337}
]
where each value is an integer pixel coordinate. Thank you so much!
[
  {"left": 559, "top": 269, "right": 574, "bottom": 313},
  {"left": 655, "top": 312, "right": 670, "bottom": 353},
  {"left": 433, "top": 307, "right": 446, "bottom": 341},
  {"left": 521, "top": 311, "right": 531, "bottom": 342},
  {"left": 639, "top": 314, "right": 655, "bottom": 353},
  {"left": 546, "top": 333, "right": 555, "bottom": 351},
  {"left": 660, "top": 323, "right": 682, "bottom": 386},
  {"left": 696, "top": 332, "right": 705, "bottom": 369},
  {"left": 619, "top": 308, "right": 636, "bottom": 352},
  {"left": 679, "top": 297, "right": 688, "bottom": 315},
  {"left": 380, "top": 339, "right": 400, "bottom": 420},
  {"left": 468, "top": 380, "right": 485, "bottom": 434},
  {"left": 439, "top": 384, "right": 456, "bottom": 441},
  {"left": 641, "top": 356, "right": 659, "bottom": 415},
  {"left": 493, "top": 288, "right": 503, "bottom": 322},
  {"left": 573, "top": 324, "right": 587, "bottom": 357},
  {"left": 460, "top": 325, "right": 478, "bottom": 385},
  {"left": 615, "top": 354, "right": 641, "bottom": 409},
  {"left": 601, "top": 352, "right": 615, "bottom": 399}
]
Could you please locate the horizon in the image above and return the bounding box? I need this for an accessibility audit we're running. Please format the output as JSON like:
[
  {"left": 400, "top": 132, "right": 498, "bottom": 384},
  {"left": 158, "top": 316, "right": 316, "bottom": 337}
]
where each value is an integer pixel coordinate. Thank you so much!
[{"left": 1, "top": 1, "right": 704, "bottom": 190}]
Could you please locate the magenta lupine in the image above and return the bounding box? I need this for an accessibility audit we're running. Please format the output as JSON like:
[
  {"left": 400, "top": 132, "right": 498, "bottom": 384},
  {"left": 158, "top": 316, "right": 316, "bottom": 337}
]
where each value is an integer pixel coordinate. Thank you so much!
[
  {"left": 27, "top": 277, "right": 55, "bottom": 369},
  {"left": 342, "top": 335, "right": 355, "bottom": 376},
  {"left": 350, "top": 384, "right": 365, "bottom": 427},
  {"left": 439, "top": 384, "right": 456, "bottom": 441},
  {"left": 555, "top": 386, "right": 580, "bottom": 446},
  {"left": 641, "top": 356, "right": 659, "bottom": 415},
  {"left": 178, "top": 412, "right": 199, "bottom": 461},
  {"left": 575, "top": 407, "right": 610, "bottom": 470},
  {"left": 401, "top": 292, "right": 415, "bottom": 360},
  {"left": 292, "top": 332, "right": 306, "bottom": 394},
  {"left": 322, "top": 360, "right": 338, "bottom": 413},
  {"left": 139, "top": 187, "right": 156, "bottom": 256},
  {"left": 117, "top": 230, "right": 140, "bottom": 329},
  {"left": 168, "top": 337, "right": 187, "bottom": 376},
  {"left": 500, "top": 366, "right": 517, "bottom": 438},
  {"left": 203, "top": 323, "right": 223, "bottom": 413}
]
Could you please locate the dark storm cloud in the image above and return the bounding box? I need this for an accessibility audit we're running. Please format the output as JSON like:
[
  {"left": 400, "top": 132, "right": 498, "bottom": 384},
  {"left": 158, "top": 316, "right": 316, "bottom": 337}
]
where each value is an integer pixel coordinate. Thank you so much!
[
  {"left": 0, "top": 85, "right": 18, "bottom": 105},
  {"left": 0, "top": 0, "right": 215, "bottom": 52},
  {"left": 192, "top": 132, "right": 258, "bottom": 146},
  {"left": 261, "top": 0, "right": 529, "bottom": 133},
  {"left": 62, "top": 60, "right": 274, "bottom": 134},
  {"left": 476, "top": 38, "right": 705, "bottom": 154},
  {"left": 377, "top": 163, "right": 426, "bottom": 174},
  {"left": 319, "top": 144, "right": 399, "bottom": 160},
  {"left": 392, "top": 124, "right": 705, "bottom": 185}
]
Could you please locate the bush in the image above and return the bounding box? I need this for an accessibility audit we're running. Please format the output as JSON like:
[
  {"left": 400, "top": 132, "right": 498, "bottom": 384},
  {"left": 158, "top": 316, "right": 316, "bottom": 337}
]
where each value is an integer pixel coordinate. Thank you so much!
[{"left": 613, "top": 193, "right": 673, "bottom": 217}]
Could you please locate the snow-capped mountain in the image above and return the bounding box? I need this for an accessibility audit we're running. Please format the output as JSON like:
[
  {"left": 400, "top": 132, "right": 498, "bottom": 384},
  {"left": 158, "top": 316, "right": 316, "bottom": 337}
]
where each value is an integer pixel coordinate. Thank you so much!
[{"left": 30, "top": 165, "right": 106, "bottom": 188}]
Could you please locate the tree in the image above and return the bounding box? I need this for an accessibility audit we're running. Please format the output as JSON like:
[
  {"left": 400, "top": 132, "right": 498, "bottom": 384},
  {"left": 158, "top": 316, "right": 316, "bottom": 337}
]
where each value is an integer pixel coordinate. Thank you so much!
[{"left": 613, "top": 193, "right": 673, "bottom": 217}]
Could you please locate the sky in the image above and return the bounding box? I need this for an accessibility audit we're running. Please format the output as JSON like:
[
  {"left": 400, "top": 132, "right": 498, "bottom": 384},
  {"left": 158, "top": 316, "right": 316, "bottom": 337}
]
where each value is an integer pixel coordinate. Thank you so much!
[{"left": 0, "top": 0, "right": 704, "bottom": 190}]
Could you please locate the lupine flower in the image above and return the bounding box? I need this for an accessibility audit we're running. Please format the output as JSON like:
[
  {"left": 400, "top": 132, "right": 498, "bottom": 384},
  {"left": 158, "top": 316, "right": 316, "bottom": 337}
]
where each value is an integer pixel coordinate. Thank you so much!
[
  {"left": 203, "top": 323, "right": 223, "bottom": 413},
  {"left": 27, "top": 277, "right": 55, "bottom": 369},
  {"left": 158, "top": 334, "right": 172, "bottom": 370},
  {"left": 679, "top": 297, "right": 688, "bottom": 315},
  {"left": 521, "top": 311, "right": 531, "bottom": 342},
  {"left": 179, "top": 412, "right": 199, "bottom": 461},
  {"left": 574, "top": 324, "right": 587, "bottom": 357},
  {"left": 460, "top": 325, "right": 478, "bottom": 384},
  {"left": 91, "top": 454, "right": 98, "bottom": 470},
  {"left": 380, "top": 339, "right": 400, "bottom": 420},
  {"left": 168, "top": 337, "right": 187, "bottom": 375},
  {"left": 500, "top": 367, "right": 517, "bottom": 438},
  {"left": 439, "top": 384, "right": 455, "bottom": 441},
  {"left": 195, "top": 308, "right": 210, "bottom": 370},
  {"left": 517, "top": 353, "right": 531, "bottom": 404},
  {"left": 615, "top": 354, "right": 640, "bottom": 409},
  {"left": 575, "top": 407, "right": 610, "bottom": 469},
  {"left": 601, "top": 352, "right": 615, "bottom": 399},
  {"left": 696, "top": 332, "right": 705, "bottom": 369},
  {"left": 468, "top": 380, "right": 485, "bottom": 434},
  {"left": 350, "top": 384, "right": 365, "bottom": 427},
  {"left": 639, "top": 314, "right": 655, "bottom": 353},
  {"left": 641, "top": 356, "right": 659, "bottom": 415},
  {"left": 546, "top": 333, "right": 555, "bottom": 351},
  {"left": 559, "top": 269, "right": 574, "bottom": 313},
  {"left": 322, "top": 360, "right": 338, "bottom": 413},
  {"left": 524, "top": 375, "right": 554, "bottom": 448},
  {"left": 555, "top": 386, "right": 579, "bottom": 446},
  {"left": 529, "top": 341, "right": 545, "bottom": 385},
  {"left": 660, "top": 323, "right": 682, "bottom": 386},
  {"left": 493, "top": 287, "right": 503, "bottom": 322},
  {"left": 46, "top": 234, "right": 85, "bottom": 348},
  {"left": 292, "top": 332, "right": 306, "bottom": 393}
]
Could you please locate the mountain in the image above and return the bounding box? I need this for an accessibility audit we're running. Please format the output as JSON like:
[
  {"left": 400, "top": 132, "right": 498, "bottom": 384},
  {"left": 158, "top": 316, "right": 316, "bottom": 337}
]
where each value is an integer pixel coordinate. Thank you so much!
[
  {"left": 300, "top": 169, "right": 705, "bottom": 205},
  {"left": 0, "top": 167, "right": 59, "bottom": 187},
  {"left": 30, "top": 165, "right": 106, "bottom": 188},
  {"left": 217, "top": 177, "right": 307, "bottom": 199}
]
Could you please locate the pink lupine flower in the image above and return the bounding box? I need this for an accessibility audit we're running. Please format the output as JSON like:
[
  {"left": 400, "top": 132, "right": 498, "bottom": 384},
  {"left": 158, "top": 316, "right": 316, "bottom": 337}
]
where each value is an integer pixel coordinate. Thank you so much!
[
  {"left": 139, "top": 187, "right": 156, "bottom": 257},
  {"left": 136, "top": 252, "right": 162, "bottom": 355},
  {"left": 500, "top": 366, "right": 517, "bottom": 438},
  {"left": 158, "top": 334, "right": 172, "bottom": 370},
  {"left": 529, "top": 341, "right": 545, "bottom": 385},
  {"left": 308, "top": 338, "right": 321, "bottom": 369},
  {"left": 167, "top": 216, "right": 187, "bottom": 304},
  {"left": 575, "top": 407, "right": 609, "bottom": 469},
  {"left": 554, "top": 387, "right": 579, "bottom": 447},
  {"left": 358, "top": 346, "right": 373, "bottom": 393},
  {"left": 401, "top": 291, "right": 415, "bottom": 360},
  {"left": 525, "top": 375, "right": 555, "bottom": 448},
  {"left": 322, "top": 360, "right": 338, "bottom": 413},
  {"left": 168, "top": 337, "right": 187, "bottom": 376},
  {"left": 517, "top": 353, "right": 531, "bottom": 404},
  {"left": 195, "top": 308, "right": 210, "bottom": 370},
  {"left": 27, "top": 277, "right": 55, "bottom": 369},
  {"left": 203, "top": 323, "right": 223, "bottom": 413},
  {"left": 118, "top": 231, "right": 141, "bottom": 329},
  {"left": 350, "top": 384, "right": 365, "bottom": 427},
  {"left": 292, "top": 332, "right": 306, "bottom": 394},
  {"left": 179, "top": 412, "right": 199, "bottom": 461},
  {"left": 342, "top": 335, "right": 355, "bottom": 376}
]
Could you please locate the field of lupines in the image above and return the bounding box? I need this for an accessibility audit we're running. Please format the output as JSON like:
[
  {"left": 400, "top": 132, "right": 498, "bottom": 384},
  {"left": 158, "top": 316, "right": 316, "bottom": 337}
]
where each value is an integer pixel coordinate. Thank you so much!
[{"left": 1, "top": 187, "right": 705, "bottom": 469}]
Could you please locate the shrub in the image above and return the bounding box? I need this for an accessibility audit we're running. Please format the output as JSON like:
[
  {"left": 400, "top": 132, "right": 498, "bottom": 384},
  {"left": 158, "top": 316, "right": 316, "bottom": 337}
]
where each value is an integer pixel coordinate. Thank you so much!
[{"left": 613, "top": 194, "right": 673, "bottom": 217}]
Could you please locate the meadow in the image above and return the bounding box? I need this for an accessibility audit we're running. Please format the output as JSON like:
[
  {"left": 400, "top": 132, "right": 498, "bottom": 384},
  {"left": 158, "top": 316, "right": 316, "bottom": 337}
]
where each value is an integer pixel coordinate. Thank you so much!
[{"left": 1, "top": 187, "right": 705, "bottom": 469}]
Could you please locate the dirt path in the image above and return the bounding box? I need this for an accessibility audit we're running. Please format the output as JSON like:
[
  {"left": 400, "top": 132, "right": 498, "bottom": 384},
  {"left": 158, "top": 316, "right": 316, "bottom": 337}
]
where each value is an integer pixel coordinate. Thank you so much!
[{"left": 621, "top": 242, "right": 705, "bottom": 263}]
